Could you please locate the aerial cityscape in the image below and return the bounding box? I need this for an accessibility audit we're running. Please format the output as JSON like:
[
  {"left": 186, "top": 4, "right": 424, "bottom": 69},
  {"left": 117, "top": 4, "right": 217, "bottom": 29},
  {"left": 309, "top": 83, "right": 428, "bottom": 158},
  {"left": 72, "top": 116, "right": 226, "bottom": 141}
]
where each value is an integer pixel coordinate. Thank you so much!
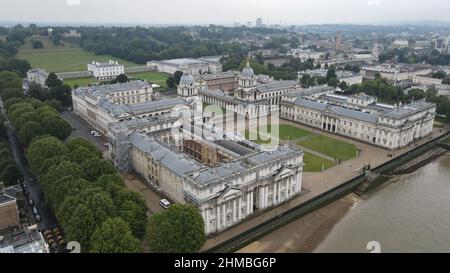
[{"left": 1, "top": 0, "right": 450, "bottom": 260}]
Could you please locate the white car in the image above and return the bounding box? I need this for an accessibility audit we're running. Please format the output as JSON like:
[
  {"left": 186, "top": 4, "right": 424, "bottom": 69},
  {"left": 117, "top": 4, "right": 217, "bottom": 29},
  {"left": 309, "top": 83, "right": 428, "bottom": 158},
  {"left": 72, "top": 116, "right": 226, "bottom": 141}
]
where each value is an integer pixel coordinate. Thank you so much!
[
  {"left": 159, "top": 199, "right": 171, "bottom": 209},
  {"left": 90, "top": 130, "right": 97, "bottom": 135}
]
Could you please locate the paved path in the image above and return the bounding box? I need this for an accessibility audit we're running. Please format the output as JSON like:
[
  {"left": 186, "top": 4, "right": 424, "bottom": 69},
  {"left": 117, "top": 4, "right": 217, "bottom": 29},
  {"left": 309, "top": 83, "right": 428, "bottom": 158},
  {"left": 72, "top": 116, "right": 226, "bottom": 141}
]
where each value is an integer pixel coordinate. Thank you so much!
[{"left": 60, "top": 110, "right": 108, "bottom": 152}]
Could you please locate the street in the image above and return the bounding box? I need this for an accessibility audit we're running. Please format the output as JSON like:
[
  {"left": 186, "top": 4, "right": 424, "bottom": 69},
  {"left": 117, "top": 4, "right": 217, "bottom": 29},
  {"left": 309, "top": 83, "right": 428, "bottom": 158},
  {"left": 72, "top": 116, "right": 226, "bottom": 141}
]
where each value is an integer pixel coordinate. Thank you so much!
[{"left": 60, "top": 110, "right": 108, "bottom": 152}]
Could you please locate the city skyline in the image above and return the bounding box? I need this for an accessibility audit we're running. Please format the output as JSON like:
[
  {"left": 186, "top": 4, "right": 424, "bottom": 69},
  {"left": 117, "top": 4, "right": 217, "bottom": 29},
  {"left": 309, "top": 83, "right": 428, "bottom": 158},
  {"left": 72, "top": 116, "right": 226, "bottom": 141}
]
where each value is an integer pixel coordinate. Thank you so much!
[{"left": 1, "top": 0, "right": 450, "bottom": 26}]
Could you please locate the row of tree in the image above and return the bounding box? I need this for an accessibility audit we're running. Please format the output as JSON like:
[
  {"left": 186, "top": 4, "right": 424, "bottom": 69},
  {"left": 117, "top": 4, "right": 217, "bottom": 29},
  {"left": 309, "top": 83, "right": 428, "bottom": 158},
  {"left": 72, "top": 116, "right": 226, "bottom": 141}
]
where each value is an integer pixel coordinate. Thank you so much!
[
  {"left": 0, "top": 114, "right": 21, "bottom": 187},
  {"left": 2, "top": 70, "right": 206, "bottom": 252}
]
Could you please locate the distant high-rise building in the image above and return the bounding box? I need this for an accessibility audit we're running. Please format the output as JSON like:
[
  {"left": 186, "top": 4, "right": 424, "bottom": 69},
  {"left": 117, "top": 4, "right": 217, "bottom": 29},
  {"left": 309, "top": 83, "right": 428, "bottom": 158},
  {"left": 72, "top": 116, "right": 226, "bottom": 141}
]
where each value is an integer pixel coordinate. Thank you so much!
[
  {"left": 246, "top": 21, "right": 252, "bottom": 28},
  {"left": 256, "top": 18, "right": 263, "bottom": 28},
  {"left": 335, "top": 32, "right": 342, "bottom": 52}
]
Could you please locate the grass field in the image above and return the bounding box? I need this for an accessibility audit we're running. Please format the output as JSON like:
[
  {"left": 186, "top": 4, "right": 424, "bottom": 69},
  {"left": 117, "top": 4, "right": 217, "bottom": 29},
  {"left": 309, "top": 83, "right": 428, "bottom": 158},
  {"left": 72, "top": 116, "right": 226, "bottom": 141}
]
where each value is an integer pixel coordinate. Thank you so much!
[
  {"left": 297, "top": 134, "right": 358, "bottom": 161},
  {"left": 17, "top": 36, "right": 138, "bottom": 72},
  {"left": 259, "top": 124, "right": 312, "bottom": 141},
  {"left": 128, "top": 72, "right": 169, "bottom": 88},
  {"left": 63, "top": 77, "right": 102, "bottom": 87},
  {"left": 303, "top": 152, "right": 336, "bottom": 172}
]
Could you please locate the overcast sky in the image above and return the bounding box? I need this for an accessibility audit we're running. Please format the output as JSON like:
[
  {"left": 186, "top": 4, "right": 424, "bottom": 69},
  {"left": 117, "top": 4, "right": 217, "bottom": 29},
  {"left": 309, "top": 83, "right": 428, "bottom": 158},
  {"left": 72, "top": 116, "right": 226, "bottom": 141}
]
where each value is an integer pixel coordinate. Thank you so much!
[{"left": 1, "top": 0, "right": 449, "bottom": 25}]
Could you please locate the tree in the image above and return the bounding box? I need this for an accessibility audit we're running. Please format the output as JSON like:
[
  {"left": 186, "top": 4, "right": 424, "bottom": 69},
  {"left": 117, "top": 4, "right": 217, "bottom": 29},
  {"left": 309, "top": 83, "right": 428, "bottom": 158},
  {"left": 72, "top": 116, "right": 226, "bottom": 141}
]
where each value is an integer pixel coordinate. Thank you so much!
[
  {"left": 109, "top": 187, "right": 147, "bottom": 239},
  {"left": 45, "top": 176, "right": 91, "bottom": 212},
  {"left": 48, "top": 85, "right": 72, "bottom": 106},
  {"left": 90, "top": 217, "right": 141, "bottom": 253},
  {"left": 24, "top": 98, "right": 46, "bottom": 109},
  {"left": 45, "top": 99, "right": 63, "bottom": 111},
  {"left": 28, "top": 83, "right": 49, "bottom": 101},
  {"left": 18, "top": 121, "right": 44, "bottom": 145},
  {"left": 67, "top": 138, "right": 102, "bottom": 158},
  {"left": 42, "top": 116, "right": 71, "bottom": 141},
  {"left": 442, "top": 77, "right": 450, "bottom": 85},
  {"left": 0, "top": 71, "right": 22, "bottom": 90},
  {"left": 3, "top": 97, "right": 24, "bottom": 111},
  {"left": 145, "top": 204, "right": 205, "bottom": 253},
  {"left": 339, "top": 81, "right": 347, "bottom": 91},
  {"left": 57, "top": 187, "right": 116, "bottom": 251},
  {"left": 116, "top": 74, "right": 128, "bottom": 83},
  {"left": 81, "top": 157, "right": 116, "bottom": 182},
  {"left": 45, "top": 73, "right": 63, "bottom": 88},
  {"left": 0, "top": 164, "right": 21, "bottom": 186},
  {"left": 300, "top": 74, "right": 311, "bottom": 87},
  {"left": 174, "top": 71, "right": 183, "bottom": 85},
  {"left": 1, "top": 88, "right": 24, "bottom": 101},
  {"left": 166, "top": 76, "right": 176, "bottom": 89},
  {"left": 327, "top": 77, "right": 339, "bottom": 88},
  {"left": 31, "top": 40, "right": 44, "bottom": 49},
  {"left": 26, "top": 136, "right": 68, "bottom": 173}
]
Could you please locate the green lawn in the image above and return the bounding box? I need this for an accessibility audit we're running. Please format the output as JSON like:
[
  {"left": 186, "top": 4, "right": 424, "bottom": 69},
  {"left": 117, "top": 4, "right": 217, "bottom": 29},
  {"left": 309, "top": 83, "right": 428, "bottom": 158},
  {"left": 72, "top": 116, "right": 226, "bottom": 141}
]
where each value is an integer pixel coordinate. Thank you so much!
[
  {"left": 63, "top": 77, "right": 102, "bottom": 87},
  {"left": 128, "top": 72, "right": 169, "bottom": 88},
  {"left": 297, "top": 135, "right": 358, "bottom": 161},
  {"left": 303, "top": 152, "right": 336, "bottom": 172},
  {"left": 18, "top": 36, "right": 138, "bottom": 72},
  {"left": 259, "top": 124, "right": 312, "bottom": 141}
]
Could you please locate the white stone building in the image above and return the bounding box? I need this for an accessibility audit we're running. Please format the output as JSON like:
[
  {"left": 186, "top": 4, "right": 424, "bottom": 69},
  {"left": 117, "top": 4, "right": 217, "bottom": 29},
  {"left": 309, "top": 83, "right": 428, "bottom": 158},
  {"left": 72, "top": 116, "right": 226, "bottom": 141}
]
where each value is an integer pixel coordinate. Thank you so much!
[
  {"left": 148, "top": 58, "right": 222, "bottom": 75},
  {"left": 199, "top": 61, "right": 300, "bottom": 119},
  {"left": 110, "top": 124, "right": 304, "bottom": 235},
  {"left": 72, "top": 81, "right": 188, "bottom": 134},
  {"left": 298, "top": 69, "right": 363, "bottom": 86},
  {"left": 281, "top": 94, "right": 436, "bottom": 150},
  {"left": 87, "top": 60, "right": 125, "bottom": 80},
  {"left": 27, "top": 69, "right": 49, "bottom": 86},
  {"left": 361, "top": 64, "right": 433, "bottom": 83}
]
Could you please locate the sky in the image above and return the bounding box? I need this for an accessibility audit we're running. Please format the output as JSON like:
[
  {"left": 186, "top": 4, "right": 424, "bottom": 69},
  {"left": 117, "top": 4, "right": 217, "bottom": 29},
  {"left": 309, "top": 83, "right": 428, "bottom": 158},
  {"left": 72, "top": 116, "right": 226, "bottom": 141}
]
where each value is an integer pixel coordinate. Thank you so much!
[{"left": 0, "top": 0, "right": 449, "bottom": 26}]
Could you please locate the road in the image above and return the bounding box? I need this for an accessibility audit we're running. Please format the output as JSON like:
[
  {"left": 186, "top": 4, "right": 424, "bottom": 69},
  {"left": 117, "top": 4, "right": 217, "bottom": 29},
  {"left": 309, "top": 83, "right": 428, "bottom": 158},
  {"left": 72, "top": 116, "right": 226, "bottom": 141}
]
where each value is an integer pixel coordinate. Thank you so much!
[
  {"left": 60, "top": 110, "right": 108, "bottom": 152},
  {"left": 1, "top": 98, "right": 59, "bottom": 231}
]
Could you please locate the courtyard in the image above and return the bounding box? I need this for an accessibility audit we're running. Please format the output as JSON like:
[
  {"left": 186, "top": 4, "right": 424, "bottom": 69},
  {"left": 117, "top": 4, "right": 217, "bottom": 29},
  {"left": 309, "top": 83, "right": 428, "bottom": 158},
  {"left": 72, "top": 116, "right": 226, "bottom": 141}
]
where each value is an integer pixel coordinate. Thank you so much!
[{"left": 244, "top": 122, "right": 358, "bottom": 172}]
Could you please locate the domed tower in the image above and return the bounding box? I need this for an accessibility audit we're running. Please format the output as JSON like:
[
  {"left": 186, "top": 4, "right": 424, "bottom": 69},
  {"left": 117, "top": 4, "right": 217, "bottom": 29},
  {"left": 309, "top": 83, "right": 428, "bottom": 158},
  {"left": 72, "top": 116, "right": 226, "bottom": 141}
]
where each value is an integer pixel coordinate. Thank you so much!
[
  {"left": 177, "top": 72, "right": 199, "bottom": 98},
  {"left": 238, "top": 59, "right": 257, "bottom": 90}
]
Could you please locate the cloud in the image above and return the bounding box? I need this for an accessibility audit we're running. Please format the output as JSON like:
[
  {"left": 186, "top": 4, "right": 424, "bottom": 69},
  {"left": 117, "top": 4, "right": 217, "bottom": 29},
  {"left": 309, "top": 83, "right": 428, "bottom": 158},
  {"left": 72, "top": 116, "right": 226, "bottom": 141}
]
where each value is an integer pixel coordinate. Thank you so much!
[
  {"left": 366, "top": 0, "right": 382, "bottom": 6},
  {"left": 66, "top": 0, "right": 81, "bottom": 6}
]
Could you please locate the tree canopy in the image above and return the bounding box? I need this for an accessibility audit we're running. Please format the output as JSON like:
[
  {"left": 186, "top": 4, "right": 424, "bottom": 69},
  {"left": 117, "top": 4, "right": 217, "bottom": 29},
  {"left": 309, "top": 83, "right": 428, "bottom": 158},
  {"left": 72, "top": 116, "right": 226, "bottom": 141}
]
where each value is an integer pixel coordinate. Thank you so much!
[{"left": 145, "top": 204, "right": 205, "bottom": 253}]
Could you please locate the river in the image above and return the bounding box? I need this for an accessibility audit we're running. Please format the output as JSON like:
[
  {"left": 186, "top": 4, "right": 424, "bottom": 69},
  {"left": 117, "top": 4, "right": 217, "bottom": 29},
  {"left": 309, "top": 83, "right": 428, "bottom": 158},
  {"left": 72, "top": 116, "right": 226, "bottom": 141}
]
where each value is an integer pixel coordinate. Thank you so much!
[{"left": 315, "top": 152, "right": 450, "bottom": 253}]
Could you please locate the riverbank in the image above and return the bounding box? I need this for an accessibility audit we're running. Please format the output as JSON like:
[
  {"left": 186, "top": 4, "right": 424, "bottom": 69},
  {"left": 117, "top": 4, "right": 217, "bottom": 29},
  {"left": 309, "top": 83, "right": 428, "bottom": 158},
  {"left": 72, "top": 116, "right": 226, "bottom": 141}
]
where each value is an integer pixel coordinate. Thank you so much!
[
  {"left": 315, "top": 152, "right": 450, "bottom": 253},
  {"left": 237, "top": 194, "right": 358, "bottom": 253}
]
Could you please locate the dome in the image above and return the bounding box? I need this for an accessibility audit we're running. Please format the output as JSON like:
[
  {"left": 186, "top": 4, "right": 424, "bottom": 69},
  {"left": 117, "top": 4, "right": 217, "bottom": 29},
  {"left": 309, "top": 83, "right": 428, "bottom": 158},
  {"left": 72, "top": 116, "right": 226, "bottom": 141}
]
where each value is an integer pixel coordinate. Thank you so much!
[
  {"left": 179, "top": 73, "right": 195, "bottom": 86},
  {"left": 241, "top": 60, "right": 255, "bottom": 78}
]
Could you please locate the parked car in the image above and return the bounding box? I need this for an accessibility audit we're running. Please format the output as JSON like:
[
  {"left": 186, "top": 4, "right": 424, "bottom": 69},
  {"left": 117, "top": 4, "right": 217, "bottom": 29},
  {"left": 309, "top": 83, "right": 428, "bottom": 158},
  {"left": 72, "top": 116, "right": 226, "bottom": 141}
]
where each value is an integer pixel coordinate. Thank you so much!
[
  {"left": 35, "top": 213, "right": 41, "bottom": 222},
  {"left": 32, "top": 206, "right": 38, "bottom": 214},
  {"left": 28, "top": 198, "right": 34, "bottom": 205},
  {"left": 159, "top": 199, "right": 171, "bottom": 209},
  {"left": 90, "top": 130, "right": 97, "bottom": 135}
]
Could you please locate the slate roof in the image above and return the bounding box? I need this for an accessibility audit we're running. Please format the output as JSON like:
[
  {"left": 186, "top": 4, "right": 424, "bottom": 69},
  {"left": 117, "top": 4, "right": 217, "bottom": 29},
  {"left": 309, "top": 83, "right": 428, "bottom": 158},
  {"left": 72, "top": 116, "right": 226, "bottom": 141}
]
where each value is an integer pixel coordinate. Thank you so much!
[{"left": 293, "top": 98, "right": 379, "bottom": 123}]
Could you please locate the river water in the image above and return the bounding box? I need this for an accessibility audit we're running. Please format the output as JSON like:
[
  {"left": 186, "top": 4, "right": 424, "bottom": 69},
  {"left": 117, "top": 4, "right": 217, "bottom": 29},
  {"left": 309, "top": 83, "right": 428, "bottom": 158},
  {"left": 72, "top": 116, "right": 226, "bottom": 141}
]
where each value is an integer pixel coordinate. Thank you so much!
[{"left": 315, "top": 152, "right": 450, "bottom": 253}]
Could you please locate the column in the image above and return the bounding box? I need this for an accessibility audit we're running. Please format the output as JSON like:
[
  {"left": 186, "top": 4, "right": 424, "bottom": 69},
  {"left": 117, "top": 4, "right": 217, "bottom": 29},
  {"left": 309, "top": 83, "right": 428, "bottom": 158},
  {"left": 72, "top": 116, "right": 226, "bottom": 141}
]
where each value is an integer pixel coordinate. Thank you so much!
[
  {"left": 232, "top": 199, "right": 237, "bottom": 223},
  {"left": 222, "top": 203, "right": 226, "bottom": 227},
  {"left": 216, "top": 205, "right": 220, "bottom": 230}
]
